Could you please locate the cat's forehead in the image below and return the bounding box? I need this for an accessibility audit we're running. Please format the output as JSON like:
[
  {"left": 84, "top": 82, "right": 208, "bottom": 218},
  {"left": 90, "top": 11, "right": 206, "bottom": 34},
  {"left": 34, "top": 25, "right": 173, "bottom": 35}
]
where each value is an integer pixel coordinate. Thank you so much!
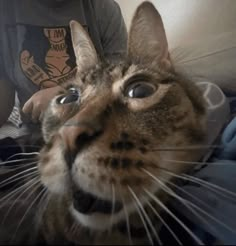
[
  {"left": 69, "top": 61, "right": 174, "bottom": 92},
  {"left": 81, "top": 63, "right": 125, "bottom": 86}
]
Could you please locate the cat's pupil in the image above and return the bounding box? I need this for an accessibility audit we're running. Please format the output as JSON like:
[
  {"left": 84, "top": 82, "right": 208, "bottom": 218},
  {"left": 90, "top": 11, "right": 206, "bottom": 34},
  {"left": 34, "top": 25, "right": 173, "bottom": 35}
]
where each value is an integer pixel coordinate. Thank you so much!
[
  {"left": 57, "top": 88, "right": 80, "bottom": 104},
  {"left": 127, "top": 82, "right": 156, "bottom": 98}
]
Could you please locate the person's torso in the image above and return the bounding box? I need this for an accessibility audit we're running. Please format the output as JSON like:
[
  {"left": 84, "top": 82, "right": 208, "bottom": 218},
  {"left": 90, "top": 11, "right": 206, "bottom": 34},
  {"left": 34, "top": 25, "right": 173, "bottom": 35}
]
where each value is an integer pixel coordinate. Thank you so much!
[{"left": 0, "top": 0, "right": 104, "bottom": 107}]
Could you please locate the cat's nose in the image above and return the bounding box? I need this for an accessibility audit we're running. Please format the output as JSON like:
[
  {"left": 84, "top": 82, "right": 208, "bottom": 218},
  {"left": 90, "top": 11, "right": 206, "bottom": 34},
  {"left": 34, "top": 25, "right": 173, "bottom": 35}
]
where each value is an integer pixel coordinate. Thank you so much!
[
  {"left": 60, "top": 122, "right": 103, "bottom": 169},
  {"left": 59, "top": 102, "right": 109, "bottom": 168},
  {"left": 60, "top": 121, "right": 103, "bottom": 168},
  {"left": 61, "top": 121, "right": 103, "bottom": 153}
]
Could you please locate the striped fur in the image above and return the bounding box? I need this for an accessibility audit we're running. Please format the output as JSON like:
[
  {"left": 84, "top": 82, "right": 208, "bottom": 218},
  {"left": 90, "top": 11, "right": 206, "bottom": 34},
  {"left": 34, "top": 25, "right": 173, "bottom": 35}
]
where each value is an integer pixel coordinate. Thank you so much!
[{"left": 37, "top": 2, "right": 206, "bottom": 244}]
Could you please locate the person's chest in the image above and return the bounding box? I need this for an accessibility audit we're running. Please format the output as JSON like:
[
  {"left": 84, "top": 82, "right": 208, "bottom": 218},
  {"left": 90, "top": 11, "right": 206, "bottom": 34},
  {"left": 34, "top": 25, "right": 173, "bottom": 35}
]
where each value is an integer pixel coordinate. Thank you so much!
[{"left": 0, "top": 0, "right": 97, "bottom": 106}]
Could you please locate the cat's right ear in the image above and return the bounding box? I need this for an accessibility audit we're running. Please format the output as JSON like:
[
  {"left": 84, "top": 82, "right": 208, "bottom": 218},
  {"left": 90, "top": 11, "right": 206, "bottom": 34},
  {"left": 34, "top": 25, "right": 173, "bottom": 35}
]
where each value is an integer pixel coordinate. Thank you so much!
[
  {"left": 70, "top": 21, "right": 98, "bottom": 73},
  {"left": 128, "top": 2, "right": 172, "bottom": 70}
]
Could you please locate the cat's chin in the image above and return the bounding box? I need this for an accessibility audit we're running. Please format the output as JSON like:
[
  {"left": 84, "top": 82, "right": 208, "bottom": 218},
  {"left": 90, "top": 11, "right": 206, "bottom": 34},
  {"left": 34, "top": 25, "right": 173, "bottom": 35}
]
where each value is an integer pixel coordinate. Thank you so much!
[
  {"left": 69, "top": 186, "right": 124, "bottom": 230},
  {"left": 72, "top": 187, "right": 123, "bottom": 214},
  {"left": 69, "top": 205, "right": 127, "bottom": 231},
  {"left": 69, "top": 185, "right": 157, "bottom": 231}
]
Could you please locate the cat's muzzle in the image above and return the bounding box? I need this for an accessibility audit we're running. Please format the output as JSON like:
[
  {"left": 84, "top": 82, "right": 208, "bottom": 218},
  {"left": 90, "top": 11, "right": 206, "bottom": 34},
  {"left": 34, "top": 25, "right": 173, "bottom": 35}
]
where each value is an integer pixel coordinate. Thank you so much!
[{"left": 72, "top": 188, "right": 123, "bottom": 214}]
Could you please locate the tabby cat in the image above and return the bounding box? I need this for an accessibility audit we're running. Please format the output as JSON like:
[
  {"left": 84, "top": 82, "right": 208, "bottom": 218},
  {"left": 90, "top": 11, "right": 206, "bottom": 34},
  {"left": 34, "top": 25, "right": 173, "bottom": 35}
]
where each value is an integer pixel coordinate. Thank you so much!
[{"left": 2, "top": 1, "right": 208, "bottom": 245}]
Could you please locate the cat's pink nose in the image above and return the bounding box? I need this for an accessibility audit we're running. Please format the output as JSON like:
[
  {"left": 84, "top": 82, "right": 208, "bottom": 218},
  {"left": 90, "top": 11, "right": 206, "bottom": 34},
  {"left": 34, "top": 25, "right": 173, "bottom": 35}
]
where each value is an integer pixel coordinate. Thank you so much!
[
  {"left": 60, "top": 122, "right": 103, "bottom": 169},
  {"left": 60, "top": 121, "right": 103, "bottom": 155},
  {"left": 59, "top": 103, "right": 107, "bottom": 168}
]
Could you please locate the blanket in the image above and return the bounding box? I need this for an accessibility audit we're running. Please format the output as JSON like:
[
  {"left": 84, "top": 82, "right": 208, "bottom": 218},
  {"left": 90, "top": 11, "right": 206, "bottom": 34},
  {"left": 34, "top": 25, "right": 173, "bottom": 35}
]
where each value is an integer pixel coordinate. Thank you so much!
[{"left": 160, "top": 116, "right": 236, "bottom": 244}]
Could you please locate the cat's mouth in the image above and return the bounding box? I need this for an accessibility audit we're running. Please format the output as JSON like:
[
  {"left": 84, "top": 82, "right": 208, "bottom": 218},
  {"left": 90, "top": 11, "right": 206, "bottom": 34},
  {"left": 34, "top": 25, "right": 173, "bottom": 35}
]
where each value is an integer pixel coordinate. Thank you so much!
[{"left": 72, "top": 188, "right": 123, "bottom": 215}]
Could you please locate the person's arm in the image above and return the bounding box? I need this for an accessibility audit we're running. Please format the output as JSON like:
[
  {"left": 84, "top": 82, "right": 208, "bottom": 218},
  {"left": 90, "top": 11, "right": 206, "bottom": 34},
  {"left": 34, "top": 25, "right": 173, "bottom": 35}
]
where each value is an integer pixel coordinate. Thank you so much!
[
  {"left": 0, "top": 2, "right": 15, "bottom": 128},
  {"left": 0, "top": 78, "right": 15, "bottom": 127},
  {"left": 22, "top": 85, "right": 65, "bottom": 123},
  {"left": 93, "top": 0, "right": 128, "bottom": 61},
  {"left": 23, "top": 0, "right": 127, "bottom": 123},
  {"left": 0, "top": 33, "right": 15, "bottom": 127}
]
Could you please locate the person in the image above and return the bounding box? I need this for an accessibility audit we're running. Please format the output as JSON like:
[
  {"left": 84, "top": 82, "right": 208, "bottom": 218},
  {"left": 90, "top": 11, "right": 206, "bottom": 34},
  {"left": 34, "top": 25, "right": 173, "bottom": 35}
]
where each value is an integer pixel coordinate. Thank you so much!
[{"left": 0, "top": 0, "right": 127, "bottom": 130}]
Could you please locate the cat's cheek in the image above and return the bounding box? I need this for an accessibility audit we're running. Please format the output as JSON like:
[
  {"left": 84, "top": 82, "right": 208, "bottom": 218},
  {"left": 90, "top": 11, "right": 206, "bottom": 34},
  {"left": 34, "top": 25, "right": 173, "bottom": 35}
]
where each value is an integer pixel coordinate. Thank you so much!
[
  {"left": 38, "top": 143, "right": 69, "bottom": 195},
  {"left": 71, "top": 151, "right": 109, "bottom": 199},
  {"left": 39, "top": 164, "right": 69, "bottom": 195}
]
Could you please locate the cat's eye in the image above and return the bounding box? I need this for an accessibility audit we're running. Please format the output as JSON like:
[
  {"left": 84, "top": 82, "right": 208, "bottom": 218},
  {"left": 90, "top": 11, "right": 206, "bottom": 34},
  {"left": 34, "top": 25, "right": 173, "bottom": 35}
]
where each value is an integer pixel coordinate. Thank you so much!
[
  {"left": 56, "top": 88, "right": 80, "bottom": 105},
  {"left": 125, "top": 82, "right": 156, "bottom": 98}
]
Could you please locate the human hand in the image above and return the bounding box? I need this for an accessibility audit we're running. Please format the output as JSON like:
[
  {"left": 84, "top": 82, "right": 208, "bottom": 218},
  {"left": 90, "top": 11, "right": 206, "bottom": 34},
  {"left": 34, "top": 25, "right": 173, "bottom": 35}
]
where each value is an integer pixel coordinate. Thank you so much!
[{"left": 22, "top": 86, "right": 64, "bottom": 123}]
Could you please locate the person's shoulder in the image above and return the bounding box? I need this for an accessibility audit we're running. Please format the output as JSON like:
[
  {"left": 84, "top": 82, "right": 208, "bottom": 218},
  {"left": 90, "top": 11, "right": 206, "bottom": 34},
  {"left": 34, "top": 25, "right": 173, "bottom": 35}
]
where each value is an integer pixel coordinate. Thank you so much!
[
  {"left": 89, "top": 0, "right": 116, "bottom": 5},
  {"left": 89, "top": 0, "right": 120, "bottom": 13},
  {"left": 88, "top": 0, "right": 123, "bottom": 24}
]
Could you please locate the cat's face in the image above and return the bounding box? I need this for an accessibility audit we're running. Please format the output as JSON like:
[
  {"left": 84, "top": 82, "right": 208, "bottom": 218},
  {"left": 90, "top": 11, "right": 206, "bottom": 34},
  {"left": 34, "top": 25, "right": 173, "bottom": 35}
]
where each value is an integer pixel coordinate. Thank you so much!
[{"left": 38, "top": 2, "right": 206, "bottom": 232}]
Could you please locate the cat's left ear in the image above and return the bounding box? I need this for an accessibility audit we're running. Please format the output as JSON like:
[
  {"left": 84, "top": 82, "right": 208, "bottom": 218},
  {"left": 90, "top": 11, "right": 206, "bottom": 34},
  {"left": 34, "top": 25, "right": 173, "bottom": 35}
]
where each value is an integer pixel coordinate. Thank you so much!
[
  {"left": 70, "top": 20, "right": 98, "bottom": 73},
  {"left": 128, "top": 2, "right": 172, "bottom": 70}
]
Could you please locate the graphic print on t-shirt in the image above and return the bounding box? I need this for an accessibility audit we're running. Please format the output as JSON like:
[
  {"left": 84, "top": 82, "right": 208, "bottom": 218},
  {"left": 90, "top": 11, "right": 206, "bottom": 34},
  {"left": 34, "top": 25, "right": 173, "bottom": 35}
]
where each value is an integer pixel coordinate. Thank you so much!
[{"left": 19, "top": 25, "right": 78, "bottom": 88}]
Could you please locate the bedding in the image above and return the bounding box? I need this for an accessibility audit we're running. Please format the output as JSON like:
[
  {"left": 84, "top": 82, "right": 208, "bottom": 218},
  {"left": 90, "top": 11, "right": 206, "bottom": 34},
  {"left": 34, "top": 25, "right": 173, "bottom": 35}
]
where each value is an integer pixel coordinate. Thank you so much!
[
  {"left": 161, "top": 116, "right": 236, "bottom": 244},
  {"left": 0, "top": 81, "right": 234, "bottom": 245}
]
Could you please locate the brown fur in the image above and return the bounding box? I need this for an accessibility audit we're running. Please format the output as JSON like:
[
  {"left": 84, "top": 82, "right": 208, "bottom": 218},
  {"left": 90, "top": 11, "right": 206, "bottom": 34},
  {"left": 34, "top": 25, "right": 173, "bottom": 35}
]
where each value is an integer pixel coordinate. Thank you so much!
[{"left": 35, "top": 2, "right": 207, "bottom": 244}]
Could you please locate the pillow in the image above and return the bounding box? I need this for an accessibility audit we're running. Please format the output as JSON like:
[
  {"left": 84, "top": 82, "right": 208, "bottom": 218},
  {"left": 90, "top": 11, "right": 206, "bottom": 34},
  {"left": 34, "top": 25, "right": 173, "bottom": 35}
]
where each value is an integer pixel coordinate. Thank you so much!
[
  {"left": 117, "top": 0, "right": 236, "bottom": 93},
  {"left": 196, "top": 81, "right": 230, "bottom": 145},
  {"left": 172, "top": 30, "right": 236, "bottom": 94}
]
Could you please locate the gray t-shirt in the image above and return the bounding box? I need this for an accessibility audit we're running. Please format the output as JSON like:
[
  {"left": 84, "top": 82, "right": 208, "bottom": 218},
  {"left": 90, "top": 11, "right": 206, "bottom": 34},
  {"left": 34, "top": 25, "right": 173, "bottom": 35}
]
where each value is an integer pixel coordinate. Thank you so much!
[{"left": 0, "top": 0, "right": 127, "bottom": 107}]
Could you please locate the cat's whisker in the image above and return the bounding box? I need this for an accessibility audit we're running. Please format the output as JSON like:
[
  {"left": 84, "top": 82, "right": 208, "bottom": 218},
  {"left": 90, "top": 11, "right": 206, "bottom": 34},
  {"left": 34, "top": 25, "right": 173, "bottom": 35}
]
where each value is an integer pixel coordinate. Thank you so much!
[
  {"left": 0, "top": 163, "right": 38, "bottom": 176},
  {"left": 34, "top": 188, "right": 51, "bottom": 233},
  {"left": 68, "top": 209, "right": 82, "bottom": 236},
  {"left": 0, "top": 176, "right": 39, "bottom": 210},
  {"left": 146, "top": 201, "right": 182, "bottom": 245},
  {"left": 170, "top": 185, "right": 236, "bottom": 236},
  {"left": 0, "top": 166, "right": 38, "bottom": 188},
  {"left": 1, "top": 177, "right": 41, "bottom": 227},
  {"left": 109, "top": 184, "right": 116, "bottom": 233},
  {"left": 68, "top": 219, "right": 81, "bottom": 236},
  {"left": 184, "top": 174, "right": 236, "bottom": 200},
  {"left": 158, "top": 180, "right": 222, "bottom": 239},
  {"left": 0, "top": 163, "right": 37, "bottom": 174},
  {"left": 143, "top": 187, "right": 204, "bottom": 245},
  {"left": 0, "top": 169, "right": 39, "bottom": 189},
  {"left": 186, "top": 197, "right": 236, "bottom": 235},
  {"left": 5, "top": 151, "right": 39, "bottom": 161},
  {"left": 165, "top": 159, "right": 235, "bottom": 166},
  {"left": 165, "top": 189, "right": 227, "bottom": 241},
  {"left": 150, "top": 145, "right": 222, "bottom": 151},
  {"left": 170, "top": 47, "right": 189, "bottom": 64},
  {"left": 0, "top": 145, "right": 40, "bottom": 149},
  {"left": 10, "top": 185, "right": 46, "bottom": 243},
  {"left": 73, "top": 224, "right": 81, "bottom": 237},
  {"left": 68, "top": 222, "right": 76, "bottom": 235},
  {"left": 128, "top": 191, "right": 154, "bottom": 246},
  {"left": 143, "top": 168, "right": 236, "bottom": 236},
  {"left": 0, "top": 162, "right": 37, "bottom": 170},
  {"left": 68, "top": 221, "right": 79, "bottom": 237},
  {"left": 0, "top": 157, "right": 38, "bottom": 166},
  {"left": 153, "top": 165, "right": 236, "bottom": 202},
  {"left": 120, "top": 191, "right": 133, "bottom": 245},
  {"left": 164, "top": 178, "right": 236, "bottom": 229},
  {"left": 128, "top": 186, "right": 161, "bottom": 246}
]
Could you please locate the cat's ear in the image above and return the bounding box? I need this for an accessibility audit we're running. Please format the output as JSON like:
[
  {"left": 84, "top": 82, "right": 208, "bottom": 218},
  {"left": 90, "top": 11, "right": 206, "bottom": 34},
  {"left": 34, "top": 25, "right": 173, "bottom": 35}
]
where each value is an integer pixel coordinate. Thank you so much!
[
  {"left": 70, "top": 20, "right": 98, "bottom": 72},
  {"left": 128, "top": 2, "right": 171, "bottom": 70}
]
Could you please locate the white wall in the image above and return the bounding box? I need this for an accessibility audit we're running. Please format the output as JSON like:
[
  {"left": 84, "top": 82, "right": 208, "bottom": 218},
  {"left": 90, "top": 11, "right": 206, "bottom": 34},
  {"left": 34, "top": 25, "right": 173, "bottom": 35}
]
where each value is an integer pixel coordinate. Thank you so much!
[{"left": 116, "top": 0, "right": 236, "bottom": 49}]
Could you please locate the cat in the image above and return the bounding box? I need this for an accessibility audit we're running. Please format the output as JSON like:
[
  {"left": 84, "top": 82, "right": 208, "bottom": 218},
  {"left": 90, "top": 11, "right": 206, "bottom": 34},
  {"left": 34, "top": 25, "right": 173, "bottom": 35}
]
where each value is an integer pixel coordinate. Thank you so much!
[
  {"left": 0, "top": 1, "right": 207, "bottom": 245},
  {"left": 35, "top": 1, "right": 207, "bottom": 244}
]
